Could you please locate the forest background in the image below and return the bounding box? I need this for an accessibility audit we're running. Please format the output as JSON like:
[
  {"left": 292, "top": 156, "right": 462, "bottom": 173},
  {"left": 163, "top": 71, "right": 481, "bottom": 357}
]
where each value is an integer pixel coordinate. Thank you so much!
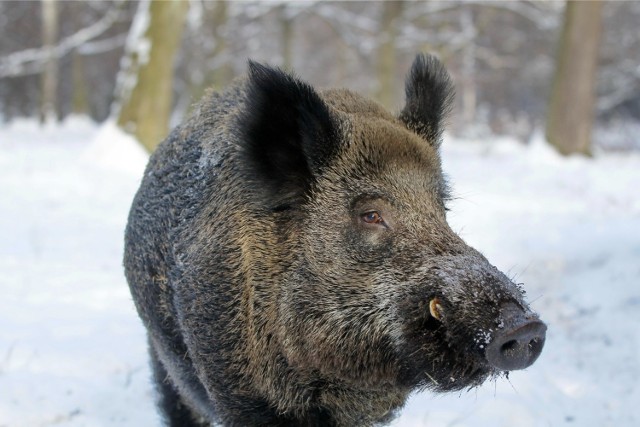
[{"left": 1, "top": 0, "right": 639, "bottom": 154}]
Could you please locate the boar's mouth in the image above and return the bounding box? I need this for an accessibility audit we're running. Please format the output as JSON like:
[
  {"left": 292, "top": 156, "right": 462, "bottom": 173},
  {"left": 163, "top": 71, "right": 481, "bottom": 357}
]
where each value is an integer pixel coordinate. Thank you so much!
[
  {"left": 398, "top": 303, "right": 492, "bottom": 392},
  {"left": 397, "top": 292, "right": 546, "bottom": 392}
]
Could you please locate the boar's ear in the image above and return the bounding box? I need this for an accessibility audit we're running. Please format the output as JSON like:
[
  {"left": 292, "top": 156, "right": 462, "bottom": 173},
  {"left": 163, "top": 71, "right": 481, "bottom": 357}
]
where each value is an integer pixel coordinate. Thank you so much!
[
  {"left": 399, "top": 54, "right": 455, "bottom": 146},
  {"left": 240, "top": 61, "right": 339, "bottom": 208}
]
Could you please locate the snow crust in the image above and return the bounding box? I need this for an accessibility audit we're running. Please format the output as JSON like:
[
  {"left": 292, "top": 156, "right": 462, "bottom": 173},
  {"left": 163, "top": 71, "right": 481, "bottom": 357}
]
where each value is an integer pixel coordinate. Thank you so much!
[{"left": 1, "top": 119, "right": 638, "bottom": 426}]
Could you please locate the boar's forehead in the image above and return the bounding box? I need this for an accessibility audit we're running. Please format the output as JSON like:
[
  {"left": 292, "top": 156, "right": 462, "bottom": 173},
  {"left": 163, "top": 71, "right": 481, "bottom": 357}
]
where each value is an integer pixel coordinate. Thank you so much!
[{"left": 330, "top": 117, "right": 446, "bottom": 205}]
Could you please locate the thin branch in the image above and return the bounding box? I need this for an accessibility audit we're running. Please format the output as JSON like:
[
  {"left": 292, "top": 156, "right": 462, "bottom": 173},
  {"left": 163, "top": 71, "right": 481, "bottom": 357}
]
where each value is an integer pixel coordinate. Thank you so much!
[
  {"left": 0, "top": 2, "right": 124, "bottom": 78},
  {"left": 77, "top": 33, "right": 127, "bottom": 56}
]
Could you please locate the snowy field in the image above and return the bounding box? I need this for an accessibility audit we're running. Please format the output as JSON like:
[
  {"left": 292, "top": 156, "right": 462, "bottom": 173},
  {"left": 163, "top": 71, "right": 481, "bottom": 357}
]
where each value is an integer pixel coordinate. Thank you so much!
[{"left": 1, "top": 117, "right": 638, "bottom": 427}]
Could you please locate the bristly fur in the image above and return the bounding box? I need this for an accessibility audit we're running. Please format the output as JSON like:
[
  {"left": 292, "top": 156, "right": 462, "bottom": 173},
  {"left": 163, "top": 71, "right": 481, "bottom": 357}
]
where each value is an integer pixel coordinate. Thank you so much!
[
  {"left": 124, "top": 54, "right": 543, "bottom": 427},
  {"left": 399, "top": 53, "right": 455, "bottom": 145}
]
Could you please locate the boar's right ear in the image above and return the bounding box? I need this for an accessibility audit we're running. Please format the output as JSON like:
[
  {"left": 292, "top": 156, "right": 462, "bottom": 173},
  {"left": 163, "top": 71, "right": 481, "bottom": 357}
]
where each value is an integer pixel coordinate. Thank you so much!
[
  {"left": 239, "top": 61, "right": 339, "bottom": 209},
  {"left": 399, "top": 54, "right": 455, "bottom": 146}
]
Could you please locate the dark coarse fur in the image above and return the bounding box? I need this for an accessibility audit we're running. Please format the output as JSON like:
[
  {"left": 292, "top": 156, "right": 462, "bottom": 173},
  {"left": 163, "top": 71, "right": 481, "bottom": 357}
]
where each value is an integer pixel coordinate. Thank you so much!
[{"left": 124, "top": 54, "right": 543, "bottom": 426}]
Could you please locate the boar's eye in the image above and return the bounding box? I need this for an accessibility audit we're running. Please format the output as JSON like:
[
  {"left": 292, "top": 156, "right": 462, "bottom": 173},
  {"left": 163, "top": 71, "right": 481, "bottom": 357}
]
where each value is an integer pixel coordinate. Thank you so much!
[{"left": 361, "top": 211, "right": 386, "bottom": 227}]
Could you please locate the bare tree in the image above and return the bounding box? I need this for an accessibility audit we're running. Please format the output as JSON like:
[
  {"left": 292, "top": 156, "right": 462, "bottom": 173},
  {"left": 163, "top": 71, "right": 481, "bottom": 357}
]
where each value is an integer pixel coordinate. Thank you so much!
[
  {"left": 206, "top": 0, "right": 232, "bottom": 91},
  {"left": 1, "top": 3, "right": 123, "bottom": 79},
  {"left": 278, "top": 4, "right": 294, "bottom": 70},
  {"left": 115, "top": 0, "right": 189, "bottom": 152},
  {"left": 546, "top": 0, "right": 603, "bottom": 155},
  {"left": 70, "top": 2, "right": 88, "bottom": 116},
  {"left": 375, "top": 1, "right": 404, "bottom": 109},
  {"left": 40, "top": 0, "right": 58, "bottom": 123}
]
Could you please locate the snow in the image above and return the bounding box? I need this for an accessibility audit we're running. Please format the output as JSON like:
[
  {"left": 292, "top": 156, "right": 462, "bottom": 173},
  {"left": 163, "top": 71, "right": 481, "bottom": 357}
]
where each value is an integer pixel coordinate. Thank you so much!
[
  {"left": 0, "top": 117, "right": 155, "bottom": 426},
  {"left": 1, "top": 119, "right": 638, "bottom": 426}
]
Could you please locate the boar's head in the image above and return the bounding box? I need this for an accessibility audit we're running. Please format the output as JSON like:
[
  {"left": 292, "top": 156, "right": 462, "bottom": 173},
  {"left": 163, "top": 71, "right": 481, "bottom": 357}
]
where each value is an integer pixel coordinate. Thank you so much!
[{"left": 240, "top": 54, "right": 546, "bottom": 401}]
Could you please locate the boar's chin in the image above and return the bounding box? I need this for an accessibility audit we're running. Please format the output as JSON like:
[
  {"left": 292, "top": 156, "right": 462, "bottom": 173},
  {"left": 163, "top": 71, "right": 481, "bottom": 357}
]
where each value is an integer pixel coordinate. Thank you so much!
[
  {"left": 400, "top": 340, "right": 495, "bottom": 393},
  {"left": 398, "top": 303, "right": 497, "bottom": 392},
  {"left": 400, "top": 340, "right": 496, "bottom": 393}
]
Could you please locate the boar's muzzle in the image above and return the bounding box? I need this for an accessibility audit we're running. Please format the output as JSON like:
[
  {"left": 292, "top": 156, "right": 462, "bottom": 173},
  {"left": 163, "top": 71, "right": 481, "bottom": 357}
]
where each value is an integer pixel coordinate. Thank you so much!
[
  {"left": 485, "top": 302, "right": 546, "bottom": 371},
  {"left": 399, "top": 248, "right": 547, "bottom": 391}
]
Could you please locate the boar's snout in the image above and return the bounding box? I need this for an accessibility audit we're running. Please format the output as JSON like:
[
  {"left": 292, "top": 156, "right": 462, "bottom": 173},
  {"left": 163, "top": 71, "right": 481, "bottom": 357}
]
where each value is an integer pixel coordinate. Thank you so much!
[{"left": 485, "top": 302, "right": 547, "bottom": 371}]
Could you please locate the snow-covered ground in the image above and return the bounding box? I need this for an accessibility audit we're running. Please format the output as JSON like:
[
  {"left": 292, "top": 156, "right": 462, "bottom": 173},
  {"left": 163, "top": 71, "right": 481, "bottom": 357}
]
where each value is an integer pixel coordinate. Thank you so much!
[{"left": 1, "top": 118, "right": 638, "bottom": 427}]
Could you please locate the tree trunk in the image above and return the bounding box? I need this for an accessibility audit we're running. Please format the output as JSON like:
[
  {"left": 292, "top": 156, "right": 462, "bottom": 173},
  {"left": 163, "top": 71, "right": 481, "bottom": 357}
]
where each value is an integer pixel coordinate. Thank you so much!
[
  {"left": 71, "top": 1, "right": 88, "bottom": 116},
  {"left": 116, "top": 0, "right": 189, "bottom": 152},
  {"left": 279, "top": 4, "right": 294, "bottom": 70},
  {"left": 206, "top": 0, "right": 232, "bottom": 92},
  {"left": 375, "top": 0, "right": 404, "bottom": 109},
  {"left": 40, "top": 0, "right": 58, "bottom": 123},
  {"left": 546, "top": 0, "right": 603, "bottom": 156},
  {"left": 71, "top": 49, "right": 89, "bottom": 116},
  {"left": 181, "top": 0, "right": 231, "bottom": 116},
  {"left": 460, "top": 8, "right": 477, "bottom": 125}
]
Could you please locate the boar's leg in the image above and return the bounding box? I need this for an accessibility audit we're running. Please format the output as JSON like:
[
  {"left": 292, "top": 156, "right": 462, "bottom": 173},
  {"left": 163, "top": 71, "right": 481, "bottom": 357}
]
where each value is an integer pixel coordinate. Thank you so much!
[{"left": 149, "top": 345, "right": 208, "bottom": 427}]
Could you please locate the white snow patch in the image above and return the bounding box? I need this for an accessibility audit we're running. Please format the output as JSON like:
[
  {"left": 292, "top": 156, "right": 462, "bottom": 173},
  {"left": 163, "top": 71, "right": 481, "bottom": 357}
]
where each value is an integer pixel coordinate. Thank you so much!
[
  {"left": 81, "top": 120, "right": 149, "bottom": 176},
  {"left": 0, "top": 117, "right": 156, "bottom": 427}
]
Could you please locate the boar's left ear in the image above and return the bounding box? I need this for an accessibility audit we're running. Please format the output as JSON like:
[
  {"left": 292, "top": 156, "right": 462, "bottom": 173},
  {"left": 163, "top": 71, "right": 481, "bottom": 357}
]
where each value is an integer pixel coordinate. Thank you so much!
[
  {"left": 399, "top": 54, "right": 455, "bottom": 146},
  {"left": 240, "top": 61, "right": 339, "bottom": 208}
]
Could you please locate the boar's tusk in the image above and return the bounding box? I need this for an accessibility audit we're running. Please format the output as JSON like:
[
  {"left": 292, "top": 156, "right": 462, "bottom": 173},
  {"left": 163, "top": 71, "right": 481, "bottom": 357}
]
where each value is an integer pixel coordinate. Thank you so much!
[{"left": 429, "top": 298, "right": 443, "bottom": 321}]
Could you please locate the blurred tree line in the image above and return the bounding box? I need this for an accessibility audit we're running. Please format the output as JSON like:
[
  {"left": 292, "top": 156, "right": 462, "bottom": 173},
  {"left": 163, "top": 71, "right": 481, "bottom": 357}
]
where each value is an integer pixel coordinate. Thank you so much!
[{"left": 1, "top": 0, "right": 639, "bottom": 153}]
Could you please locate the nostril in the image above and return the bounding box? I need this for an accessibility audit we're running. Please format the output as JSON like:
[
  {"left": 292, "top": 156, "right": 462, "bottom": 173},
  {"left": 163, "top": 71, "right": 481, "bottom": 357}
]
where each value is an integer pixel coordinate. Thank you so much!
[
  {"left": 500, "top": 339, "right": 518, "bottom": 354},
  {"left": 528, "top": 336, "right": 544, "bottom": 354}
]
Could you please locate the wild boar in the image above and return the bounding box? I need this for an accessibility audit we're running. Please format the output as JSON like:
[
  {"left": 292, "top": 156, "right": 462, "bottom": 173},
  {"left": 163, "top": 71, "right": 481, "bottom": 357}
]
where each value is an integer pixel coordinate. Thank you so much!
[{"left": 124, "top": 54, "right": 546, "bottom": 426}]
